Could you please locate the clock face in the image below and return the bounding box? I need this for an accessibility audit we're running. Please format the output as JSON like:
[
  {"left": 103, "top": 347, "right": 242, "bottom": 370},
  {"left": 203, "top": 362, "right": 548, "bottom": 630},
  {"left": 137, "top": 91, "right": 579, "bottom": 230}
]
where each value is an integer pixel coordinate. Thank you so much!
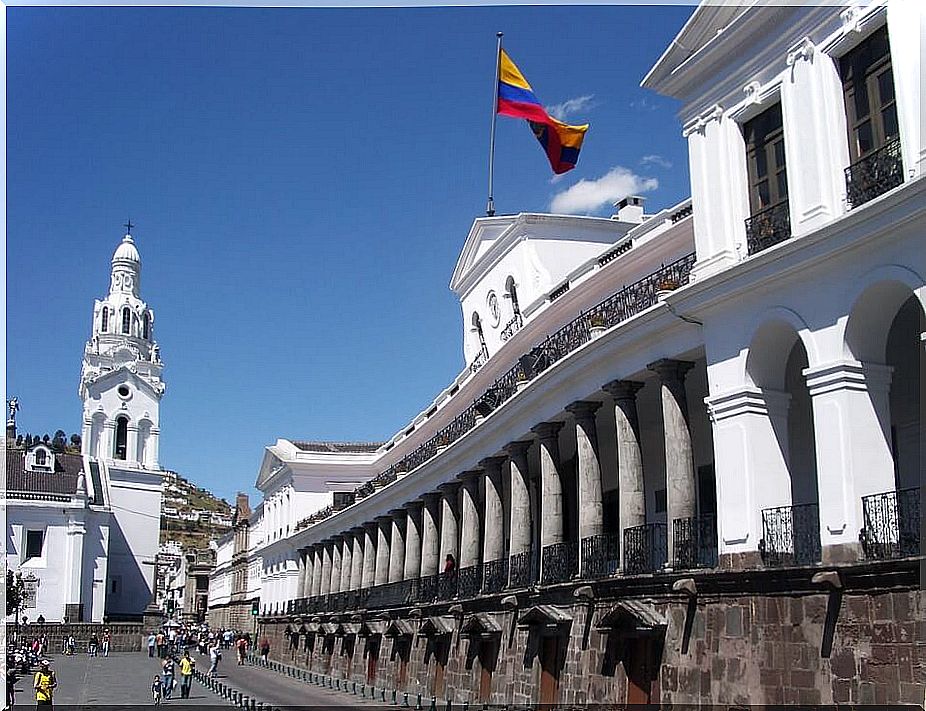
[{"left": 487, "top": 291, "right": 501, "bottom": 328}]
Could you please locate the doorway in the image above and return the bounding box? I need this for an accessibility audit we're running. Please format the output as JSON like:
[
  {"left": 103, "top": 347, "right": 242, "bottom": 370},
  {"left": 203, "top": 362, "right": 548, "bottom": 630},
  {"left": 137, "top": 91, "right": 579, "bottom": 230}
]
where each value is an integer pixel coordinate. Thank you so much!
[
  {"left": 625, "top": 636, "right": 658, "bottom": 705},
  {"left": 365, "top": 636, "right": 381, "bottom": 685},
  {"left": 538, "top": 635, "right": 564, "bottom": 706}
]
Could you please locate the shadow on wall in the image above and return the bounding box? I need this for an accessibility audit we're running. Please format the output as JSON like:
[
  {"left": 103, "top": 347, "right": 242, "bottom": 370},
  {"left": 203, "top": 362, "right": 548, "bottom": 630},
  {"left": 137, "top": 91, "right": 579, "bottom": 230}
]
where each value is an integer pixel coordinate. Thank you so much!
[{"left": 105, "top": 519, "right": 151, "bottom": 619}]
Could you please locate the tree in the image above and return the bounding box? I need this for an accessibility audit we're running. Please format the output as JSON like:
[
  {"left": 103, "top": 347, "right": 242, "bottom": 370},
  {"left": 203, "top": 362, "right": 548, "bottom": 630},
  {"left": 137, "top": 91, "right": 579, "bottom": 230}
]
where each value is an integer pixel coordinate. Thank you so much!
[
  {"left": 6, "top": 570, "right": 24, "bottom": 617},
  {"left": 52, "top": 430, "right": 67, "bottom": 453},
  {"left": 42, "top": 433, "right": 50, "bottom": 444}
]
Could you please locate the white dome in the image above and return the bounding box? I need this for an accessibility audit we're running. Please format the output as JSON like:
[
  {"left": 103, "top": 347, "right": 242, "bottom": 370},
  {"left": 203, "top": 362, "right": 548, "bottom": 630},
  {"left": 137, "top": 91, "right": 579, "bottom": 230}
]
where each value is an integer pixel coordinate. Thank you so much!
[{"left": 112, "top": 234, "right": 140, "bottom": 263}]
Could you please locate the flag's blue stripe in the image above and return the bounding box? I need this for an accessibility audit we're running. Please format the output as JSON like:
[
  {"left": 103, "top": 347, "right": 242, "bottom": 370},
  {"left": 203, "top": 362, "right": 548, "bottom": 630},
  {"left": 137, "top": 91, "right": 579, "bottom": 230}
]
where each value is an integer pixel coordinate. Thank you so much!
[{"left": 499, "top": 82, "right": 543, "bottom": 107}]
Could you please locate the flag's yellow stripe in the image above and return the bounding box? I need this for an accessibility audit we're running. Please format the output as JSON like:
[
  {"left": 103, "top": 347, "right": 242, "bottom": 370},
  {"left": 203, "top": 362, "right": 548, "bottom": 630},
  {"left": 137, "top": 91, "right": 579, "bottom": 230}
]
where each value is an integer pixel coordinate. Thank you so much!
[{"left": 499, "top": 49, "right": 533, "bottom": 91}]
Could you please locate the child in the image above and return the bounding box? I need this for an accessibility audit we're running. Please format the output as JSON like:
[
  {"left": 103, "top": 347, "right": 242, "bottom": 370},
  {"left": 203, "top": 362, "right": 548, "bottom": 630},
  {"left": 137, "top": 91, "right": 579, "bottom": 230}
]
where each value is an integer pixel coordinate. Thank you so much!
[{"left": 151, "top": 675, "right": 163, "bottom": 705}]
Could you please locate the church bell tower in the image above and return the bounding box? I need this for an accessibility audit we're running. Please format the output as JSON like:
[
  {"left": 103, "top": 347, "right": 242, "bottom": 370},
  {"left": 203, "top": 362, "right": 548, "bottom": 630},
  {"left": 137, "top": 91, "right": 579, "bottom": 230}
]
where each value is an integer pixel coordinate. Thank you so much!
[{"left": 79, "top": 229, "right": 165, "bottom": 468}]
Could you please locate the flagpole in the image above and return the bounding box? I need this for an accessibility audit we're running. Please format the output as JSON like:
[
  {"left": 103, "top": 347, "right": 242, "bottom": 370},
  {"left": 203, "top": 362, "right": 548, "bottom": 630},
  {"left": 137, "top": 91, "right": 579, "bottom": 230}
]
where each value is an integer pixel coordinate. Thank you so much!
[{"left": 486, "top": 31, "right": 503, "bottom": 217}]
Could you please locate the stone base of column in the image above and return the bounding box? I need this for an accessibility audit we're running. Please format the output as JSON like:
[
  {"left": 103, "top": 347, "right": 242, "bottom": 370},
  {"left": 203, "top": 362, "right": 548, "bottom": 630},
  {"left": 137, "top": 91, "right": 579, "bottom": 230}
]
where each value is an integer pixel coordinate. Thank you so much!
[
  {"left": 822, "top": 541, "right": 863, "bottom": 565},
  {"left": 717, "top": 551, "right": 762, "bottom": 571}
]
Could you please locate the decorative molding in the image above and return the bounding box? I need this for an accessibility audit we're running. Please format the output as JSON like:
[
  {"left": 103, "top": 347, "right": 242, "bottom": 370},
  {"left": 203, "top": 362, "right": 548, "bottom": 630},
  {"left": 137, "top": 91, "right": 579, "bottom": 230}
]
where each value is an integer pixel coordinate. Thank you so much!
[
  {"left": 786, "top": 37, "right": 815, "bottom": 67},
  {"left": 682, "top": 104, "right": 724, "bottom": 138},
  {"left": 742, "top": 81, "right": 762, "bottom": 106},
  {"left": 840, "top": 3, "right": 863, "bottom": 35}
]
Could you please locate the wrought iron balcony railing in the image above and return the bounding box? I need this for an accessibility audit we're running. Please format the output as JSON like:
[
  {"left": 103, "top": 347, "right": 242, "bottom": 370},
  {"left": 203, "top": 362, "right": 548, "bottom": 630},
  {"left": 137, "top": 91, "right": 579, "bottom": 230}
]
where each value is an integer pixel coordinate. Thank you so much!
[
  {"left": 673, "top": 514, "right": 718, "bottom": 570},
  {"left": 500, "top": 313, "right": 523, "bottom": 342},
  {"left": 580, "top": 532, "right": 621, "bottom": 579},
  {"left": 456, "top": 565, "right": 483, "bottom": 599},
  {"left": 845, "top": 137, "right": 904, "bottom": 209},
  {"left": 469, "top": 344, "right": 490, "bottom": 374},
  {"left": 481, "top": 557, "right": 508, "bottom": 595},
  {"left": 508, "top": 550, "right": 536, "bottom": 589},
  {"left": 541, "top": 541, "right": 579, "bottom": 585},
  {"left": 623, "top": 522, "right": 668, "bottom": 575},
  {"left": 759, "top": 502, "right": 821, "bottom": 567},
  {"left": 745, "top": 200, "right": 791, "bottom": 256},
  {"left": 436, "top": 570, "right": 458, "bottom": 601},
  {"left": 860, "top": 487, "right": 920, "bottom": 559}
]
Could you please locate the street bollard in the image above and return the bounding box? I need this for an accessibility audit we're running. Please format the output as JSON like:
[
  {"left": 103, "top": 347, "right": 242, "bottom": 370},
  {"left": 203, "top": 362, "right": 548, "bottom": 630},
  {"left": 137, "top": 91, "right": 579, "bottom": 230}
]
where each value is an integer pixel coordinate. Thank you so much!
[
  {"left": 415, "top": 692, "right": 422, "bottom": 711},
  {"left": 250, "top": 699, "right": 256, "bottom": 711},
  {"left": 402, "top": 691, "right": 409, "bottom": 707},
  {"left": 243, "top": 695, "right": 250, "bottom": 708},
  {"left": 392, "top": 688, "right": 397, "bottom": 705},
  {"left": 380, "top": 687, "right": 387, "bottom": 703},
  {"left": 429, "top": 695, "right": 437, "bottom": 711},
  {"left": 445, "top": 699, "right": 452, "bottom": 711}
]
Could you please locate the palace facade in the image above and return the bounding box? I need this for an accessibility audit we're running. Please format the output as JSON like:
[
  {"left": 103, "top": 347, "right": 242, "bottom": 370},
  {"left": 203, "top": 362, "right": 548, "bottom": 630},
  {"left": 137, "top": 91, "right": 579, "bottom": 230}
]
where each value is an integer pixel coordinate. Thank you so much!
[{"left": 214, "top": 1, "right": 924, "bottom": 705}]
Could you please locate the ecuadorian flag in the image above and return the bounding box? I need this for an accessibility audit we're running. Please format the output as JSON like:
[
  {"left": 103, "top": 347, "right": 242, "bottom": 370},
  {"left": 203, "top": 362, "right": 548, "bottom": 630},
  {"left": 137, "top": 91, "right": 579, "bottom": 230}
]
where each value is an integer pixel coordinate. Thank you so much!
[{"left": 497, "top": 49, "right": 589, "bottom": 175}]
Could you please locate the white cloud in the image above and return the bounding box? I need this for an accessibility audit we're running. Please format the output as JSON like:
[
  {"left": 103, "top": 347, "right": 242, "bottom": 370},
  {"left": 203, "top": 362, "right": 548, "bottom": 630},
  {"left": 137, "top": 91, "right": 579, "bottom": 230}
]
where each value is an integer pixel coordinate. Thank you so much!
[
  {"left": 545, "top": 94, "right": 595, "bottom": 122},
  {"left": 550, "top": 166, "right": 658, "bottom": 215},
  {"left": 640, "top": 154, "right": 672, "bottom": 169},
  {"left": 629, "top": 97, "right": 657, "bottom": 112}
]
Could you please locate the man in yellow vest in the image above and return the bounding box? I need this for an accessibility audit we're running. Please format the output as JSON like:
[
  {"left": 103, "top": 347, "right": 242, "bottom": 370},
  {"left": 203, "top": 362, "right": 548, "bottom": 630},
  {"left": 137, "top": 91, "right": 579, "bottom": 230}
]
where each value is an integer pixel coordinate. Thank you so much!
[
  {"left": 33, "top": 659, "right": 57, "bottom": 706},
  {"left": 178, "top": 650, "right": 196, "bottom": 699}
]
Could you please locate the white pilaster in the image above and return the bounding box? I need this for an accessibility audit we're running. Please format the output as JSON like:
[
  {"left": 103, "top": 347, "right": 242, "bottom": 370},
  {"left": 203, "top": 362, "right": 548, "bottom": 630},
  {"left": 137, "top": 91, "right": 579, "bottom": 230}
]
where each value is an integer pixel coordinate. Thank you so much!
[
  {"left": 887, "top": 0, "right": 924, "bottom": 177},
  {"left": 804, "top": 360, "right": 895, "bottom": 554}
]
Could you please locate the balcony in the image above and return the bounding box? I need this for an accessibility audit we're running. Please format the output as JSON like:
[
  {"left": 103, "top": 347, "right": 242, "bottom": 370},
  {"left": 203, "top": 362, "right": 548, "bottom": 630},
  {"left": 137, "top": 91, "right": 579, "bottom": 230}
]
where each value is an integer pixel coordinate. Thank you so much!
[
  {"left": 759, "top": 502, "right": 821, "bottom": 567},
  {"left": 508, "top": 550, "right": 537, "bottom": 589},
  {"left": 541, "top": 541, "right": 579, "bottom": 585},
  {"left": 745, "top": 200, "right": 791, "bottom": 256},
  {"left": 672, "top": 514, "right": 718, "bottom": 570},
  {"left": 457, "top": 565, "right": 483, "bottom": 599},
  {"left": 860, "top": 487, "right": 920, "bottom": 560},
  {"left": 481, "top": 558, "right": 508, "bottom": 595},
  {"left": 623, "top": 522, "right": 667, "bottom": 575},
  {"left": 580, "top": 532, "right": 620, "bottom": 579},
  {"left": 469, "top": 344, "right": 489, "bottom": 374},
  {"left": 499, "top": 313, "right": 523, "bottom": 342},
  {"left": 845, "top": 137, "right": 904, "bottom": 209}
]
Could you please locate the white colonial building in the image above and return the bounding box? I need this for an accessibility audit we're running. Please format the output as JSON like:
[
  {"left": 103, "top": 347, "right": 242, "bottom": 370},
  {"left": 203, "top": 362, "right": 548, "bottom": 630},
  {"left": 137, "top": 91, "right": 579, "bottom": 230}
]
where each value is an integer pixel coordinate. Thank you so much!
[
  {"left": 220, "top": 1, "right": 922, "bottom": 705},
  {"left": 5, "top": 231, "right": 166, "bottom": 622}
]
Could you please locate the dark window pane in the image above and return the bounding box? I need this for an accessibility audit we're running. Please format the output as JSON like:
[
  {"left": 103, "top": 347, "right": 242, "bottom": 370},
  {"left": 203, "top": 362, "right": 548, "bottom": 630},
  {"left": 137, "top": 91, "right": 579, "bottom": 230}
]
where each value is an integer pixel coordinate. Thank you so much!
[
  {"left": 755, "top": 148, "right": 768, "bottom": 178},
  {"left": 757, "top": 180, "right": 770, "bottom": 208},
  {"left": 853, "top": 81, "right": 870, "bottom": 119},
  {"left": 777, "top": 171, "right": 789, "bottom": 199},
  {"left": 882, "top": 105, "right": 898, "bottom": 139},
  {"left": 774, "top": 140, "right": 786, "bottom": 169},
  {"left": 26, "top": 530, "right": 44, "bottom": 559},
  {"left": 877, "top": 69, "right": 895, "bottom": 105},
  {"left": 856, "top": 121, "right": 874, "bottom": 155}
]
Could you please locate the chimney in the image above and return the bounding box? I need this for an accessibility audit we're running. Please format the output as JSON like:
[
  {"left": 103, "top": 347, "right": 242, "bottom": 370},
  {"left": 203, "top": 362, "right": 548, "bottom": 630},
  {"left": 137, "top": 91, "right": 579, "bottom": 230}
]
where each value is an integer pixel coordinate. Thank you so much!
[
  {"left": 235, "top": 492, "right": 251, "bottom": 521},
  {"left": 613, "top": 195, "right": 646, "bottom": 224}
]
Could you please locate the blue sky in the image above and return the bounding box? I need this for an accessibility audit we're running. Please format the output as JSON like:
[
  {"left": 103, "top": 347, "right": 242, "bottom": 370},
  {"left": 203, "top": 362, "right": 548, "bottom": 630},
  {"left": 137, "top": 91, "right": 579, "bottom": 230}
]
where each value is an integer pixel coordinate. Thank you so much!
[{"left": 7, "top": 5, "right": 693, "bottom": 503}]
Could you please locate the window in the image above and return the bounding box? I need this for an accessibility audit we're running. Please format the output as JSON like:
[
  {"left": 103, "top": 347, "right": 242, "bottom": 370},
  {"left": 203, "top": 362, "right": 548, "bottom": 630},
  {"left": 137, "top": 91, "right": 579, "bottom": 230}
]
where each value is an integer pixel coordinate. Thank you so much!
[
  {"left": 25, "top": 530, "right": 44, "bottom": 559},
  {"left": 743, "top": 103, "right": 788, "bottom": 215},
  {"left": 122, "top": 308, "right": 131, "bottom": 335},
  {"left": 505, "top": 276, "right": 521, "bottom": 316},
  {"left": 114, "top": 416, "right": 128, "bottom": 460},
  {"left": 840, "top": 26, "right": 897, "bottom": 162},
  {"left": 101, "top": 308, "right": 109, "bottom": 333},
  {"left": 143, "top": 313, "right": 150, "bottom": 340},
  {"left": 34, "top": 449, "right": 46, "bottom": 467}
]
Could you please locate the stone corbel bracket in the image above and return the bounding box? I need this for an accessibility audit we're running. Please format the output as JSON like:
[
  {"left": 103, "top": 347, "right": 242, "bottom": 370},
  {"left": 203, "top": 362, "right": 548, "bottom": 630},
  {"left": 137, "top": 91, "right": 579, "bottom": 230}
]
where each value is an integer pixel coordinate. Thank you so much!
[
  {"left": 742, "top": 81, "right": 762, "bottom": 107},
  {"left": 840, "top": 3, "right": 863, "bottom": 36},
  {"left": 682, "top": 104, "right": 724, "bottom": 138},
  {"left": 786, "top": 36, "right": 815, "bottom": 67}
]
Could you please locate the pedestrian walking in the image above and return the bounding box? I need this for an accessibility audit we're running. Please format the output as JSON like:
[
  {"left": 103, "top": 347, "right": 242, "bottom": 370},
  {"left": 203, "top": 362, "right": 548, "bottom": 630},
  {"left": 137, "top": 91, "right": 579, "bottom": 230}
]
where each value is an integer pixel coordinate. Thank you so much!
[
  {"left": 101, "top": 630, "right": 111, "bottom": 657},
  {"left": 161, "top": 657, "right": 175, "bottom": 700},
  {"left": 178, "top": 651, "right": 195, "bottom": 699},
  {"left": 208, "top": 642, "right": 221, "bottom": 678},
  {"left": 155, "top": 632, "right": 165, "bottom": 659},
  {"left": 235, "top": 636, "right": 248, "bottom": 666},
  {"left": 258, "top": 638, "right": 270, "bottom": 665},
  {"left": 65, "top": 636, "right": 76, "bottom": 657},
  {"left": 6, "top": 656, "right": 18, "bottom": 709},
  {"left": 147, "top": 633, "right": 156, "bottom": 658},
  {"left": 33, "top": 659, "right": 57, "bottom": 707},
  {"left": 151, "top": 675, "right": 163, "bottom": 706},
  {"left": 88, "top": 634, "right": 99, "bottom": 657}
]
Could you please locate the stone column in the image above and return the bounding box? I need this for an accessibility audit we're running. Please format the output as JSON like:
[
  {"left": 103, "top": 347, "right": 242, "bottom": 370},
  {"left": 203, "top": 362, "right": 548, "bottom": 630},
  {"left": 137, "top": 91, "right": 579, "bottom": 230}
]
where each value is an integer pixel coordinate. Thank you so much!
[
  {"left": 404, "top": 501, "right": 423, "bottom": 581},
  {"left": 438, "top": 482, "right": 460, "bottom": 567},
  {"left": 310, "top": 546, "right": 324, "bottom": 597},
  {"left": 296, "top": 549, "right": 308, "bottom": 598},
  {"left": 480, "top": 457, "right": 506, "bottom": 563},
  {"left": 566, "top": 401, "right": 604, "bottom": 544},
  {"left": 603, "top": 380, "right": 646, "bottom": 567},
  {"left": 374, "top": 516, "right": 391, "bottom": 585},
  {"left": 458, "top": 471, "right": 482, "bottom": 569},
  {"left": 505, "top": 441, "right": 532, "bottom": 559},
  {"left": 648, "top": 359, "right": 697, "bottom": 563},
  {"left": 349, "top": 528, "right": 365, "bottom": 590},
  {"left": 329, "top": 536, "right": 343, "bottom": 594},
  {"left": 339, "top": 535, "right": 353, "bottom": 592},
  {"left": 532, "top": 421, "right": 566, "bottom": 550},
  {"left": 388, "top": 510, "right": 407, "bottom": 583},
  {"left": 320, "top": 542, "right": 333, "bottom": 596},
  {"left": 361, "top": 523, "right": 377, "bottom": 589},
  {"left": 302, "top": 547, "right": 315, "bottom": 598},
  {"left": 420, "top": 493, "right": 442, "bottom": 577},
  {"left": 64, "top": 514, "right": 87, "bottom": 615}
]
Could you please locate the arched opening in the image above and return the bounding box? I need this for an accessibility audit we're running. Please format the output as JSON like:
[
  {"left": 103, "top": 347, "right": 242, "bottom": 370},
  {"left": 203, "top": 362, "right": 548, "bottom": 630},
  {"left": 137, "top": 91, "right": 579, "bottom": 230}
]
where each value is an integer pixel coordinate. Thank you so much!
[
  {"left": 35, "top": 449, "right": 47, "bottom": 467},
  {"left": 143, "top": 312, "right": 151, "bottom": 340},
  {"left": 101, "top": 308, "right": 109, "bottom": 333},
  {"left": 846, "top": 282, "right": 924, "bottom": 558},
  {"left": 745, "top": 320, "right": 821, "bottom": 565},
  {"left": 114, "top": 416, "right": 128, "bottom": 460},
  {"left": 121, "top": 307, "right": 131, "bottom": 335},
  {"left": 471, "top": 312, "right": 487, "bottom": 367}
]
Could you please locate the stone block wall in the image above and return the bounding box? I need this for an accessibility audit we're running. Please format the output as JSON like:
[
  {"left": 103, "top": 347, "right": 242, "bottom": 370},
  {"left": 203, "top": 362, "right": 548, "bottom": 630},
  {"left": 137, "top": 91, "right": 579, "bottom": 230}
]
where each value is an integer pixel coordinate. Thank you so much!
[
  {"left": 257, "top": 586, "right": 925, "bottom": 707},
  {"left": 8, "top": 622, "right": 146, "bottom": 653}
]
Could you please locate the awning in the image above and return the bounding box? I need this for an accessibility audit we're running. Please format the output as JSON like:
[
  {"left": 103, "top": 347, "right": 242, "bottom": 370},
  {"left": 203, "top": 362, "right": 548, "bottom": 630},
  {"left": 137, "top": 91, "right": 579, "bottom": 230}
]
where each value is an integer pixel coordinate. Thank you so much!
[
  {"left": 517, "top": 605, "right": 573, "bottom": 627},
  {"left": 596, "top": 600, "right": 667, "bottom": 633},
  {"left": 460, "top": 612, "right": 503, "bottom": 637},
  {"left": 305, "top": 622, "right": 321, "bottom": 633},
  {"left": 341, "top": 623, "right": 361, "bottom": 635},
  {"left": 321, "top": 622, "right": 340, "bottom": 635},
  {"left": 384, "top": 619, "right": 417, "bottom": 638},
  {"left": 418, "top": 615, "right": 455, "bottom": 637}
]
